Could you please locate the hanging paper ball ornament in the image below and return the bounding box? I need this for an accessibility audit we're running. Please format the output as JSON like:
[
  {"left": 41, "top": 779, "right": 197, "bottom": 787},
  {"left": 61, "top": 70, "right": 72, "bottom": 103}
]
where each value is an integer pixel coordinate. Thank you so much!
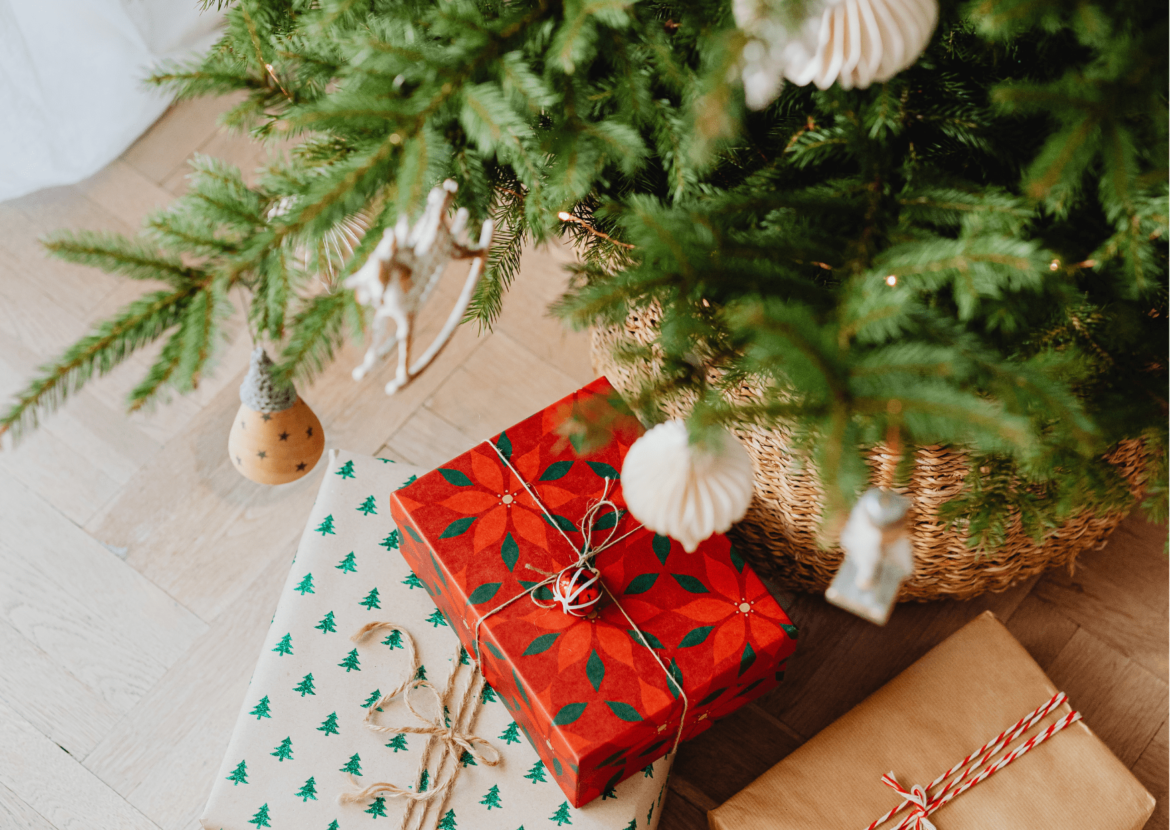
[
  {"left": 621, "top": 420, "right": 755, "bottom": 553},
  {"left": 734, "top": 0, "right": 939, "bottom": 108},
  {"left": 228, "top": 347, "right": 325, "bottom": 485},
  {"left": 552, "top": 566, "right": 603, "bottom": 617}
]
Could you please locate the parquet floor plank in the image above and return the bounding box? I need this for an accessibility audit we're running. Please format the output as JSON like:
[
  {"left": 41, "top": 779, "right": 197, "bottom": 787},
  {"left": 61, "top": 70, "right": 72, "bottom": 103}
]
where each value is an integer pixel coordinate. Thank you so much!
[
  {"left": 1033, "top": 514, "right": 1169, "bottom": 682},
  {"left": 1133, "top": 720, "right": 1169, "bottom": 830},
  {"left": 760, "top": 576, "right": 1036, "bottom": 741},
  {"left": 1045, "top": 628, "right": 1167, "bottom": 768},
  {"left": 0, "top": 697, "right": 160, "bottom": 830},
  {"left": 0, "top": 475, "right": 207, "bottom": 714},
  {"left": 84, "top": 551, "right": 289, "bottom": 830},
  {"left": 0, "top": 781, "right": 58, "bottom": 830}
]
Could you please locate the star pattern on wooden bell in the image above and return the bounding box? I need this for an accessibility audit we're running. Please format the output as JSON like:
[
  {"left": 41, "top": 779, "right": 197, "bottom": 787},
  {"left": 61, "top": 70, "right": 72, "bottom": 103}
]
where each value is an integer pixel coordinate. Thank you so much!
[{"left": 228, "top": 348, "right": 325, "bottom": 485}]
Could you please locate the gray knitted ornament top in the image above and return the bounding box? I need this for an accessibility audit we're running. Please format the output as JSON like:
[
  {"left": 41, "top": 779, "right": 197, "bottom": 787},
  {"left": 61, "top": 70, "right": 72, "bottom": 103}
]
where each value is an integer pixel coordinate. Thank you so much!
[{"left": 239, "top": 347, "right": 298, "bottom": 413}]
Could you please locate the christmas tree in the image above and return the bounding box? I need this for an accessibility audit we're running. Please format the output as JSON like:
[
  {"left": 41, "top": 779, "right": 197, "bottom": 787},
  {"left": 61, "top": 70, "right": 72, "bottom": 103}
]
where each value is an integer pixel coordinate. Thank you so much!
[
  {"left": 361, "top": 688, "right": 383, "bottom": 709},
  {"left": 271, "top": 737, "right": 294, "bottom": 762},
  {"left": 315, "top": 611, "right": 337, "bottom": 634},
  {"left": 386, "top": 733, "right": 409, "bottom": 753},
  {"left": 437, "top": 809, "right": 458, "bottom": 830},
  {"left": 272, "top": 633, "right": 293, "bottom": 657},
  {"left": 315, "top": 516, "right": 336, "bottom": 537},
  {"left": 402, "top": 571, "right": 423, "bottom": 590},
  {"left": 338, "top": 648, "right": 362, "bottom": 672},
  {"left": 623, "top": 821, "right": 636, "bottom": 830},
  {"left": 248, "top": 803, "right": 271, "bottom": 829},
  {"left": 226, "top": 759, "right": 248, "bottom": 785},
  {"left": 418, "top": 769, "right": 430, "bottom": 792},
  {"left": 380, "top": 529, "right": 400, "bottom": 550},
  {"left": 5, "top": 0, "right": 1164, "bottom": 543},
  {"left": 459, "top": 749, "right": 477, "bottom": 768},
  {"left": 480, "top": 784, "right": 503, "bottom": 810},
  {"left": 480, "top": 683, "right": 497, "bottom": 704},
  {"left": 336, "top": 460, "right": 356, "bottom": 479},
  {"left": 549, "top": 802, "right": 573, "bottom": 826},
  {"left": 317, "top": 711, "right": 340, "bottom": 736},
  {"left": 359, "top": 587, "right": 381, "bottom": 610},
  {"left": 336, "top": 552, "right": 357, "bottom": 574},
  {"left": 499, "top": 721, "right": 521, "bottom": 744},
  {"left": 358, "top": 495, "right": 378, "bottom": 515},
  {"left": 296, "top": 776, "right": 318, "bottom": 802},
  {"left": 249, "top": 696, "right": 271, "bottom": 719},
  {"left": 642, "top": 764, "right": 653, "bottom": 778},
  {"left": 365, "top": 795, "right": 388, "bottom": 819},
  {"left": 294, "top": 673, "right": 316, "bottom": 696},
  {"left": 339, "top": 752, "right": 362, "bottom": 776},
  {"left": 327, "top": 822, "right": 340, "bottom": 830},
  {"left": 426, "top": 609, "right": 448, "bottom": 628},
  {"left": 601, "top": 784, "right": 617, "bottom": 801},
  {"left": 414, "top": 664, "right": 427, "bottom": 681},
  {"left": 294, "top": 572, "right": 314, "bottom": 595},
  {"left": 524, "top": 760, "right": 547, "bottom": 784},
  {"left": 382, "top": 629, "right": 403, "bottom": 650}
]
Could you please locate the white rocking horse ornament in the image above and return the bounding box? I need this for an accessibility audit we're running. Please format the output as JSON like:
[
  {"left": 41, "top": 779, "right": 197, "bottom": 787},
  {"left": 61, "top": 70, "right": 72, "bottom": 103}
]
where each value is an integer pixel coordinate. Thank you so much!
[{"left": 344, "top": 179, "right": 493, "bottom": 395}]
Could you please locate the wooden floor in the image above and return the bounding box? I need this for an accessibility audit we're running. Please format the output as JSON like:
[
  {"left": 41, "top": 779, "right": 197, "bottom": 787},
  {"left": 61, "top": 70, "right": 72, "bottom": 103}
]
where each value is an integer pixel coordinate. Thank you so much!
[{"left": 0, "top": 96, "right": 1165, "bottom": 830}]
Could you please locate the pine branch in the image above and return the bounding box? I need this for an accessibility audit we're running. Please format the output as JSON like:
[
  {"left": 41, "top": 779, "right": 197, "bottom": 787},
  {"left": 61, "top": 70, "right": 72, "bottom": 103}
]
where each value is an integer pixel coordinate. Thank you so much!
[
  {"left": 42, "top": 231, "right": 198, "bottom": 287},
  {"left": 0, "top": 286, "right": 202, "bottom": 442},
  {"left": 275, "top": 289, "right": 360, "bottom": 385}
]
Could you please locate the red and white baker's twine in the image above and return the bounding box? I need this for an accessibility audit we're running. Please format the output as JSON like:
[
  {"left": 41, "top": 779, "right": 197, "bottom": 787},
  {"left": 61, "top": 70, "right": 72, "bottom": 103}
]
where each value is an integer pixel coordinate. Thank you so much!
[{"left": 866, "top": 692, "right": 1082, "bottom": 830}]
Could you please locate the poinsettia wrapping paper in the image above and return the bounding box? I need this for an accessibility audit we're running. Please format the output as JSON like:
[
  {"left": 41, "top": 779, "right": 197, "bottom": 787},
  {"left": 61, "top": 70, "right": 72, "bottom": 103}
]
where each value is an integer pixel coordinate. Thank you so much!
[
  {"left": 202, "top": 450, "right": 674, "bottom": 830},
  {"left": 389, "top": 378, "right": 799, "bottom": 807}
]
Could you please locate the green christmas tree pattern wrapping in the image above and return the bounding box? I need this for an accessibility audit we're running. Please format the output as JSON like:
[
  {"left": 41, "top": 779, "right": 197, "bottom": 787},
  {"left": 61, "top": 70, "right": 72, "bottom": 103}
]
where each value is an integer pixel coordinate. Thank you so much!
[{"left": 201, "top": 450, "right": 673, "bottom": 830}]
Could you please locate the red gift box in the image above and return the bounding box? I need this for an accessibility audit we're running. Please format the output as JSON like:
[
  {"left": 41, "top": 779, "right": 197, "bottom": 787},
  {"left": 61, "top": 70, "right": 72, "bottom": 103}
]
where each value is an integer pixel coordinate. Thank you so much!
[{"left": 389, "top": 378, "right": 798, "bottom": 807}]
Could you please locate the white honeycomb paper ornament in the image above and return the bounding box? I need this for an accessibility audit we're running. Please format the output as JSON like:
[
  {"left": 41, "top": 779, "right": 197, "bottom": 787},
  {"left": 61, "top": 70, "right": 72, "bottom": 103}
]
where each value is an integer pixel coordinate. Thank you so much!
[
  {"left": 621, "top": 420, "right": 755, "bottom": 553},
  {"left": 735, "top": 0, "right": 938, "bottom": 108}
]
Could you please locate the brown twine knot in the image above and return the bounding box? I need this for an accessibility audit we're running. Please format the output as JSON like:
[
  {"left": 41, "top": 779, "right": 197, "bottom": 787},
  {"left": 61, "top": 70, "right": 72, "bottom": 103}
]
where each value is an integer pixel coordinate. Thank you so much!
[{"left": 338, "top": 622, "right": 499, "bottom": 818}]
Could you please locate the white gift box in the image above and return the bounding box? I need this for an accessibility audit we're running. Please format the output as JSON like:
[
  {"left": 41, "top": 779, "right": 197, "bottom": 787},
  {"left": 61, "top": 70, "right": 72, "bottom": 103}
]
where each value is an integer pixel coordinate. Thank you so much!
[{"left": 202, "top": 450, "right": 673, "bottom": 830}]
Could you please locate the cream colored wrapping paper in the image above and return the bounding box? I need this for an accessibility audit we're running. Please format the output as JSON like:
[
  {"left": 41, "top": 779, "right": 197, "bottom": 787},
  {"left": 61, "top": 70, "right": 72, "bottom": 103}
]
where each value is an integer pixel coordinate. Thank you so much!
[
  {"left": 202, "top": 450, "right": 673, "bottom": 830},
  {"left": 709, "top": 611, "right": 1154, "bottom": 830}
]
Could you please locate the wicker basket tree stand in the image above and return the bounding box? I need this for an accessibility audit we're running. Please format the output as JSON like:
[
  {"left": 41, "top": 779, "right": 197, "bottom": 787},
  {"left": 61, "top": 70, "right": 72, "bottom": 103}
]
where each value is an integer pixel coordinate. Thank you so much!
[{"left": 593, "top": 315, "right": 1148, "bottom": 602}]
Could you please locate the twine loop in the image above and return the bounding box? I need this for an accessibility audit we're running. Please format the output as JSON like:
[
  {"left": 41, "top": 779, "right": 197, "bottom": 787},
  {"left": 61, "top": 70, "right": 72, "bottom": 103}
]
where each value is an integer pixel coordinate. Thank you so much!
[
  {"left": 474, "top": 438, "right": 691, "bottom": 754},
  {"left": 879, "top": 777, "right": 936, "bottom": 830},
  {"left": 525, "top": 479, "right": 623, "bottom": 612},
  {"left": 340, "top": 622, "right": 498, "bottom": 828}
]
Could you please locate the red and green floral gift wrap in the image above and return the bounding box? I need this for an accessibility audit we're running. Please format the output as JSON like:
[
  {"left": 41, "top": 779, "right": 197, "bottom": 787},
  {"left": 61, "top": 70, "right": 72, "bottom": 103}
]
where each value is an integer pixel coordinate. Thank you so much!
[{"left": 389, "top": 377, "right": 798, "bottom": 807}]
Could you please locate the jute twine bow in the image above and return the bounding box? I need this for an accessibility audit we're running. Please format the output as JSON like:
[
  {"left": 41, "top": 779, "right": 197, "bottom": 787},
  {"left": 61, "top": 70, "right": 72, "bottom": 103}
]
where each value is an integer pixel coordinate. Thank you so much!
[
  {"left": 866, "top": 692, "right": 1082, "bottom": 830},
  {"left": 468, "top": 438, "right": 692, "bottom": 754},
  {"left": 339, "top": 622, "right": 500, "bottom": 830}
]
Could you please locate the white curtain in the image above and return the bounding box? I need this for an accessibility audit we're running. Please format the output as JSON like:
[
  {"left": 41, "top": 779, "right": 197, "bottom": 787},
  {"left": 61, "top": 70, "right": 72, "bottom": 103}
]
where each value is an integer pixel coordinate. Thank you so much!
[{"left": 0, "top": 0, "right": 224, "bottom": 202}]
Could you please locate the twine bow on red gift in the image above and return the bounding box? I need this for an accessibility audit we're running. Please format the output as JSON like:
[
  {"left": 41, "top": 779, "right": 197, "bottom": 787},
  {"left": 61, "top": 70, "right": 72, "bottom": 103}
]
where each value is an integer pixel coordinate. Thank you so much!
[
  {"left": 866, "top": 692, "right": 1082, "bottom": 830},
  {"left": 467, "top": 437, "right": 692, "bottom": 753}
]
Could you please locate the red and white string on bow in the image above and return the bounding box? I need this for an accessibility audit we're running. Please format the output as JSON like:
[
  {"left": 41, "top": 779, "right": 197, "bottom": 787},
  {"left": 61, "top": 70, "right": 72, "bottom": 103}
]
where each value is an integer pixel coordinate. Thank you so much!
[{"left": 866, "top": 692, "right": 1083, "bottom": 830}]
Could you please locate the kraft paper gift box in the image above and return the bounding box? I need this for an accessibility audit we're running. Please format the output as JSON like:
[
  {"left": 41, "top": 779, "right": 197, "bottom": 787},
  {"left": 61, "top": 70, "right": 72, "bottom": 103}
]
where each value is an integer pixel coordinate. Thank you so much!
[
  {"left": 389, "top": 377, "right": 799, "bottom": 808},
  {"left": 708, "top": 611, "right": 1155, "bottom": 830},
  {"left": 202, "top": 451, "right": 674, "bottom": 830}
]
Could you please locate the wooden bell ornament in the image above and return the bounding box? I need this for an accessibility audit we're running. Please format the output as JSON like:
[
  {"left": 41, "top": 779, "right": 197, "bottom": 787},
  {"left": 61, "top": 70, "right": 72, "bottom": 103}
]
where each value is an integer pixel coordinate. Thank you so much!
[{"left": 228, "top": 348, "right": 325, "bottom": 485}]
